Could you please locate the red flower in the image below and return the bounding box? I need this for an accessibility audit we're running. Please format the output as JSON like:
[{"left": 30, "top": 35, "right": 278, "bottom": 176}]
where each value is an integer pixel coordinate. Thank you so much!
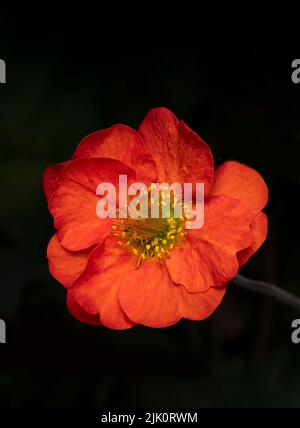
[{"left": 44, "top": 108, "right": 268, "bottom": 329}]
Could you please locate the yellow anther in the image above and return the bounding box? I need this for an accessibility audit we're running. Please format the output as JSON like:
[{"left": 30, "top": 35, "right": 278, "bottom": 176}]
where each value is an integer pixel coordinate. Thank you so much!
[
  {"left": 112, "top": 225, "right": 117, "bottom": 230},
  {"left": 169, "top": 235, "right": 175, "bottom": 240},
  {"left": 133, "top": 248, "right": 138, "bottom": 255},
  {"left": 162, "top": 239, "right": 167, "bottom": 245},
  {"left": 146, "top": 244, "right": 151, "bottom": 250},
  {"left": 141, "top": 253, "right": 146, "bottom": 259},
  {"left": 155, "top": 245, "right": 160, "bottom": 252},
  {"left": 121, "top": 231, "right": 127, "bottom": 238}
]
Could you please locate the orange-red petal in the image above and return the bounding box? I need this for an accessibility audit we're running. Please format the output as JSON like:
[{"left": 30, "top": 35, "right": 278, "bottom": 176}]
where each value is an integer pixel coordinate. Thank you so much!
[
  {"left": 71, "top": 234, "right": 225, "bottom": 329},
  {"left": 210, "top": 161, "right": 268, "bottom": 212},
  {"left": 138, "top": 107, "right": 214, "bottom": 194},
  {"left": 67, "top": 290, "right": 101, "bottom": 326},
  {"left": 237, "top": 211, "right": 268, "bottom": 266},
  {"left": 71, "top": 236, "right": 136, "bottom": 330},
  {"left": 47, "top": 234, "right": 91, "bottom": 288},
  {"left": 43, "top": 162, "right": 67, "bottom": 203},
  {"left": 166, "top": 196, "right": 253, "bottom": 293},
  {"left": 49, "top": 157, "right": 136, "bottom": 251},
  {"left": 74, "top": 124, "right": 157, "bottom": 182},
  {"left": 119, "top": 262, "right": 227, "bottom": 328}
]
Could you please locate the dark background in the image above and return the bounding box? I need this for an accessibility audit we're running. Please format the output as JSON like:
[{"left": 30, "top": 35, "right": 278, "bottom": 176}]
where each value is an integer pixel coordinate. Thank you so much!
[{"left": 1, "top": 11, "right": 300, "bottom": 407}]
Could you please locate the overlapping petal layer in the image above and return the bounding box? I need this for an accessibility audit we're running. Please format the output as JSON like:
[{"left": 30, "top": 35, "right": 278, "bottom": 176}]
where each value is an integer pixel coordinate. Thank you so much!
[
  {"left": 71, "top": 236, "right": 226, "bottom": 328},
  {"left": 47, "top": 233, "right": 91, "bottom": 288},
  {"left": 67, "top": 290, "right": 101, "bottom": 326},
  {"left": 71, "top": 236, "right": 136, "bottom": 330},
  {"left": 74, "top": 124, "right": 157, "bottom": 182},
  {"left": 44, "top": 162, "right": 66, "bottom": 203},
  {"left": 210, "top": 161, "right": 268, "bottom": 212},
  {"left": 49, "top": 157, "right": 136, "bottom": 251},
  {"left": 237, "top": 211, "right": 268, "bottom": 266},
  {"left": 210, "top": 161, "right": 268, "bottom": 265},
  {"left": 166, "top": 196, "right": 253, "bottom": 292}
]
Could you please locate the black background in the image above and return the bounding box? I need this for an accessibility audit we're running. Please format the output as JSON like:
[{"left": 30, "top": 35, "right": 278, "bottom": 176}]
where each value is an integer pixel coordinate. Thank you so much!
[{"left": 1, "top": 9, "right": 300, "bottom": 407}]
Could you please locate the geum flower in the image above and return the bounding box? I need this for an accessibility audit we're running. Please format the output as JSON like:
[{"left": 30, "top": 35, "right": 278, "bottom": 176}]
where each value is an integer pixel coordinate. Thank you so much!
[{"left": 44, "top": 108, "right": 268, "bottom": 329}]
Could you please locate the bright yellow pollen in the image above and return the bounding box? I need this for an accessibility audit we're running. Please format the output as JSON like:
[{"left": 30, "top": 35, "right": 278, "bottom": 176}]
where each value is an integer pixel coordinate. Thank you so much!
[{"left": 114, "top": 190, "right": 187, "bottom": 263}]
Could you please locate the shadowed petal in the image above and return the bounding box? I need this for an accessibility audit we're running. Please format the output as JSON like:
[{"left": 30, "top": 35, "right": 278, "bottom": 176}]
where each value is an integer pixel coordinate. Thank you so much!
[
  {"left": 237, "top": 211, "right": 268, "bottom": 266},
  {"left": 67, "top": 290, "right": 101, "bottom": 326}
]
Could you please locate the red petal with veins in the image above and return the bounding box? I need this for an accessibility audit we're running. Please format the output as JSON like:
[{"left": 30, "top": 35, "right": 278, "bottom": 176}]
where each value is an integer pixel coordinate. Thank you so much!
[{"left": 138, "top": 107, "right": 214, "bottom": 194}]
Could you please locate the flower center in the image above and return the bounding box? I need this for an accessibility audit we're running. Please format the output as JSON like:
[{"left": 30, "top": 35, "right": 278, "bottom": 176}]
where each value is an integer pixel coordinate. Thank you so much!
[{"left": 111, "top": 190, "right": 187, "bottom": 263}]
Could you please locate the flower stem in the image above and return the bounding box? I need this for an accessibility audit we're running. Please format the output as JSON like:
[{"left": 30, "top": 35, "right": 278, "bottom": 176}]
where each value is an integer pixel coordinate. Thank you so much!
[{"left": 232, "top": 274, "right": 300, "bottom": 313}]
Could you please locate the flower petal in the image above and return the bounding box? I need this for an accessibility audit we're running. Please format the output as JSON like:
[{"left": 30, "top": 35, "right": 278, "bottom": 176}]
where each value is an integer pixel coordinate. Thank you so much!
[
  {"left": 74, "top": 124, "right": 157, "bottom": 182},
  {"left": 237, "top": 211, "right": 268, "bottom": 266},
  {"left": 47, "top": 234, "right": 91, "bottom": 288},
  {"left": 210, "top": 161, "right": 268, "bottom": 211},
  {"left": 49, "top": 157, "right": 136, "bottom": 251},
  {"left": 119, "top": 262, "right": 227, "bottom": 328},
  {"left": 67, "top": 290, "right": 101, "bottom": 326},
  {"left": 71, "top": 234, "right": 226, "bottom": 329},
  {"left": 166, "top": 196, "right": 253, "bottom": 293},
  {"left": 43, "top": 162, "right": 67, "bottom": 203},
  {"left": 71, "top": 236, "right": 136, "bottom": 330},
  {"left": 138, "top": 107, "right": 214, "bottom": 194}
]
